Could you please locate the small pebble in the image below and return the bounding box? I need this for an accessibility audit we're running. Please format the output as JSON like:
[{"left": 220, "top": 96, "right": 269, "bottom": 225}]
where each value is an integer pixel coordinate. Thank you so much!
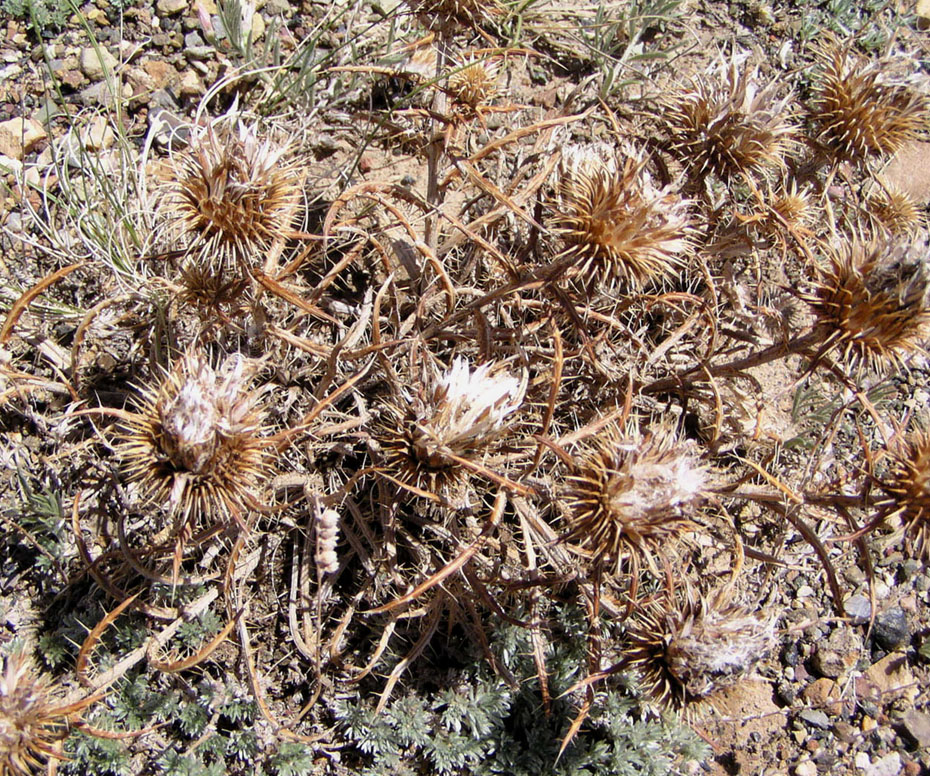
[
  {"left": 799, "top": 709, "right": 831, "bottom": 729},
  {"left": 901, "top": 710, "right": 930, "bottom": 748},
  {"left": 795, "top": 761, "right": 817, "bottom": 776},
  {"left": 901, "top": 559, "right": 921, "bottom": 580},
  {"left": 864, "top": 752, "right": 901, "bottom": 776},
  {"left": 918, "top": 636, "right": 930, "bottom": 662},
  {"left": 856, "top": 752, "right": 871, "bottom": 769},
  {"left": 873, "top": 608, "right": 910, "bottom": 650},
  {"left": 797, "top": 585, "right": 815, "bottom": 598},
  {"left": 844, "top": 594, "right": 871, "bottom": 624}
]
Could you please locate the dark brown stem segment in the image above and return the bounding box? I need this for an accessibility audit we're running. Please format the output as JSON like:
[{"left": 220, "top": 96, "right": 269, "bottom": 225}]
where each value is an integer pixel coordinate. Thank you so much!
[{"left": 641, "top": 329, "right": 824, "bottom": 396}]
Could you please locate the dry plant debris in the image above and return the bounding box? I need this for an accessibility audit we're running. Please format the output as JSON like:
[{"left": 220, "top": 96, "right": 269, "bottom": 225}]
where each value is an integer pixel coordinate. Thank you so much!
[{"left": 1, "top": 1, "right": 930, "bottom": 774}]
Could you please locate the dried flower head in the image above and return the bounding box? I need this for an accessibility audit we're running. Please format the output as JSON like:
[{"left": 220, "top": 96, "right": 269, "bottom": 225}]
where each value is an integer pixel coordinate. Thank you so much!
[
  {"left": 769, "top": 180, "right": 815, "bottom": 231},
  {"left": 550, "top": 145, "right": 691, "bottom": 289},
  {"left": 619, "top": 590, "right": 776, "bottom": 715},
  {"left": 866, "top": 185, "right": 926, "bottom": 238},
  {"left": 801, "top": 238, "right": 930, "bottom": 373},
  {"left": 0, "top": 654, "right": 71, "bottom": 775},
  {"left": 561, "top": 428, "right": 705, "bottom": 572},
  {"left": 448, "top": 55, "right": 499, "bottom": 108},
  {"left": 664, "top": 57, "right": 796, "bottom": 180},
  {"left": 376, "top": 357, "right": 525, "bottom": 492},
  {"left": 878, "top": 429, "right": 930, "bottom": 558},
  {"left": 810, "top": 42, "right": 929, "bottom": 164},
  {"left": 119, "top": 351, "right": 268, "bottom": 528},
  {"left": 155, "top": 122, "right": 303, "bottom": 275},
  {"left": 405, "top": 0, "right": 501, "bottom": 31}
]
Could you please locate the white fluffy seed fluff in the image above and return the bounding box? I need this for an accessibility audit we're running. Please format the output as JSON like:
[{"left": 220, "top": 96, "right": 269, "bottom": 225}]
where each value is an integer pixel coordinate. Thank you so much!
[
  {"left": 608, "top": 437, "right": 706, "bottom": 523},
  {"left": 426, "top": 357, "right": 525, "bottom": 452}
]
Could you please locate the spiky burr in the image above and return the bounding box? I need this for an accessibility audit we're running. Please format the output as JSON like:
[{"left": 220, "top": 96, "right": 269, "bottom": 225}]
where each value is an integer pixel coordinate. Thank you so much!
[
  {"left": 405, "top": 0, "right": 501, "bottom": 32},
  {"left": 0, "top": 654, "right": 71, "bottom": 776},
  {"left": 664, "top": 57, "right": 796, "bottom": 180},
  {"left": 618, "top": 589, "right": 775, "bottom": 716},
  {"left": 118, "top": 351, "right": 268, "bottom": 528},
  {"left": 376, "top": 357, "right": 524, "bottom": 493},
  {"left": 448, "top": 55, "right": 499, "bottom": 108},
  {"left": 801, "top": 238, "right": 930, "bottom": 374},
  {"left": 550, "top": 145, "right": 691, "bottom": 290},
  {"left": 878, "top": 429, "right": 930, "bottom": 558},
  {"left": 154, "top": 122, "right": 303, "bottom": 277},
  {"left": 809, "top": 42, "right": 929, "bottom": 165},
  {"left": 866, "top": 186, "right": 926, "bottom": 238},
  {"left": 561, "top": 428, "right": 705, "bottom": 572}
]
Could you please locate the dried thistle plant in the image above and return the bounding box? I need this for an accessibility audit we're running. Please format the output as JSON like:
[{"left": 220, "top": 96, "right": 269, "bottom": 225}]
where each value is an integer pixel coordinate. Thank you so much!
[
  {"left": 375, "top": 357, "right": 525, "bottom": 494},
  {"left": 0, "top": 654, "right": 73, "bottom": 775},
  {"left": 448, "top": 55, "right": 499, "bottom": 109},
  {"left": 118, "top": 351, "right": 268, "bottom": 530},
  {"left": 866, "top": 185, "right": 926, "bottom": 238},
  {"left": 561, "top": 427, "right": 705, "bottom": 573},
  {"left": 801, "top": 238, "right": 930, "bottom": 373},
  {"left": 664, "top": 57, "right": 796, "bottom": 180},
  {"left": 405, "top": 0, "right": 501, "bottom": 32},
  {"left": 549, "top": 145, "right": 691, "bottom": 289},
  {"left": 809, "top": 42, "right": 929, "bottom": 165},
  {"left": 878, "top": 429, "right": 930, "bottom": 558},
  {"left": 738, "top": 179, "right": 815, "bottom": 246},
  {"left": 618, "top": 589, "right": 776, "bottom": 716},
  {"left": 154, "top": 122, "right": 303, "bottom": 278}
]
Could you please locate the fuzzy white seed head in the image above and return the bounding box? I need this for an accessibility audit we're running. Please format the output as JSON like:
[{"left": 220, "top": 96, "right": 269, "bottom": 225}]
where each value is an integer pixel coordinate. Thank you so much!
[{"left": 428, "top": 357, "right": 525, "bottom": 451}]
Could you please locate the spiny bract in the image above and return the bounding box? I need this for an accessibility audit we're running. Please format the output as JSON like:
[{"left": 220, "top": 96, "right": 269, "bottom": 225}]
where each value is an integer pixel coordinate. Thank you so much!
[
  {"left": 118, "top": 351, "right": 268, "bottom": 528},
  {"left": 664, "top": 56, "right": 796, "bottom": 180},
  {"left": 550, "top": 145, "right": 691, "bottom": 289},
  {"left": 562, "top": 427, "right": 705, "bottom": 572}
]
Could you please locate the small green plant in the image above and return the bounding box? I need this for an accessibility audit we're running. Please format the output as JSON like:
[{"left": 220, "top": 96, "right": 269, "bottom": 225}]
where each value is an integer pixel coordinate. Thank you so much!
[
  {"left": 335, "top": 615, "right": 709, "bottom": 776},
  {"left": 267, "top": 742, "right": 316, "bottom": 776},
  {"left": 578, "top": 0, "right": 685, "bottom": 98},
  {"left": 1, "top": 0, "right": 70, "bottom": 33}
]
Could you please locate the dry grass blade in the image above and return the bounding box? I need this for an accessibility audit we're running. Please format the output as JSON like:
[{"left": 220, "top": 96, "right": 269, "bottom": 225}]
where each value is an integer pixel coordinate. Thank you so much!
[
  {"left": 148, "top": 612, "right": 240, "bottom": 673},
  {"left": 76, "top": 594, "right": 140, "bottom": 686},
  {"left": 0, "top": 264, "right": 86, "bottom": 346}
]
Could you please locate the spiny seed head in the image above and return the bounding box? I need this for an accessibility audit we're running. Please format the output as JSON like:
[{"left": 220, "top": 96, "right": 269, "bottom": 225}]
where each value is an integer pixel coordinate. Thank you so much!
[
  {"left": 448, "top": 55, "right": 499, "bottom": 108},
  {"left": 550, "top": 144, "right": 691, "bottom": 289},
  {"left": 810, "top": 42, "right": 929, "bottom": 164},
  {"left": 664, "top": 56, "right": 796, "bottom": 180},
  {"left": 561, "top": 428, "right": 705, "bottom": 572},
  {"left": 155, "top": 122, "right": 303, "bottom": 275},
  {"left": 377, "top": 357, "right": 524, "bottom": 492},
  {"left": 879, "top": 429, "right": 930, "bottom": 558},
  {"left": 619, "top": 590, "right": 776, "bottom": 716},
  {"left": 801, "top": 238, "right": 930, "bottom": 373},
  {"left": 119, "top": 351, "right": 268, "bottom": 526},
  {"left": 866, "top": 186, "right": 926, "bottom": 238},
  {"left": 0, "top": 654, "right": 70, "bottom": 776},
  {"left": 176, "top": 263, "right": 250, "bottom": 316},
  {"left": 405, "top": 0, "right": 501, "bottom": 31},
  {"left": 770, "top": 180, "right": 814, "bottom": 230}
]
